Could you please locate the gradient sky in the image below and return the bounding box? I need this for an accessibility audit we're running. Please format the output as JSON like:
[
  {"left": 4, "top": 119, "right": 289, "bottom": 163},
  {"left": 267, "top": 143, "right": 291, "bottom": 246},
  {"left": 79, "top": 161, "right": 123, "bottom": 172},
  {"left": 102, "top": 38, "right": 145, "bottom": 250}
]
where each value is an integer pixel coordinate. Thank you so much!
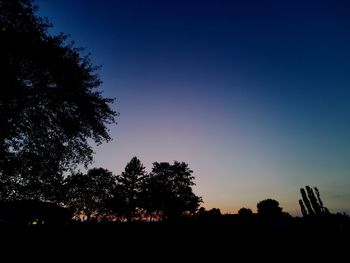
[{"left": 38, "top": 0, "right": 350, "bottom": 215}]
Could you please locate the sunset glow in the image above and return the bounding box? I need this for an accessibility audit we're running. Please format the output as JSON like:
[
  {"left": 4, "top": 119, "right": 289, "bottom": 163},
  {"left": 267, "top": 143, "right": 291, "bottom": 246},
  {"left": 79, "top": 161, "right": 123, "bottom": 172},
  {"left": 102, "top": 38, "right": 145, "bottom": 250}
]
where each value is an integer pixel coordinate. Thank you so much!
[{"left": 39, "top": 0, "right": 350, "bottom": 215}]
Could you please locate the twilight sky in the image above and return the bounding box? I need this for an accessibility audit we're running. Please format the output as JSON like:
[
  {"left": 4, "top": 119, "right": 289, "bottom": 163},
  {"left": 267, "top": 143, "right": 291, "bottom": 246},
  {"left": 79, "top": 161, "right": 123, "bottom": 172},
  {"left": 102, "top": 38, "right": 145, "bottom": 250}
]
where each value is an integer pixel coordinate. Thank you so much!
[{"left": 38, "top": 0, "right": 350, "bottom": 215}]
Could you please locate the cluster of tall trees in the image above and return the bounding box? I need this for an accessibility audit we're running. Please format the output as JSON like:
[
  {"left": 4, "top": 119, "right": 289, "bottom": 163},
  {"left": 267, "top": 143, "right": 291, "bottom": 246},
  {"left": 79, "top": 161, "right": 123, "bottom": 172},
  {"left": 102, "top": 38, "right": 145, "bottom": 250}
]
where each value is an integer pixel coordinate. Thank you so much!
[
  {"left": 65, "top": 157, "right": 202, "bottom": 221},
  {"left": 1, "top": 1, "right": 346, "bottom": 225},
  {"left": 0, "top": 1, "right": 203, "bottom": 221},
  {"left": 299, "top": 186, "right": 329, "bottom": 217}
]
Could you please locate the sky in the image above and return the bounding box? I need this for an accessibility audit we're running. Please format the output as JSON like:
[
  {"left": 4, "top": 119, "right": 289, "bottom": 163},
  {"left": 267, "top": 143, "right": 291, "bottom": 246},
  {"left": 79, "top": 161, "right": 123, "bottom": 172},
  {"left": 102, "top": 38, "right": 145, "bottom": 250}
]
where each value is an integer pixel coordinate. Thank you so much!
[{"left": 38, "top": 0, "right": 350, "bottom": 215}]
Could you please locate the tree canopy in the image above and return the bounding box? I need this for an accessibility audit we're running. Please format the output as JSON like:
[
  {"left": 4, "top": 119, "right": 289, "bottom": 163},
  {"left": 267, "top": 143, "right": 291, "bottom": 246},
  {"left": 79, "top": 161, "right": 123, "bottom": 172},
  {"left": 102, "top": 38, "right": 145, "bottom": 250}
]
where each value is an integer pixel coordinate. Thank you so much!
[
  {"left": 238, "top": 207, "right": 253, "bottom": 216},
  {"left": 0, "top": 0, "right": 118, "bottom": 201},
  {"left": 113, "top": 157, "right": 146, "bottom": 221},
  {"left": 64, "top": 168, "right": 116, "bottom": 220},
  {"left": 257, "top": 199, "right": 283, "bottom": 218},
  {"left": 142, "top": 161, "right": 202, "bottom": 220},
  {"left": 299, "top": 186, "right": 329, "bottom": 217}
]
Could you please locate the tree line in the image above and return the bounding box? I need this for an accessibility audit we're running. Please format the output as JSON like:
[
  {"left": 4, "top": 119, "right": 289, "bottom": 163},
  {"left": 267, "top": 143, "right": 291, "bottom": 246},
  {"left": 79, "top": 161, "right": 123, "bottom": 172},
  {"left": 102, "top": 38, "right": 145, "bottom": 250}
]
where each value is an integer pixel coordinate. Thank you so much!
[
  {"left": 1, "top": 1, "right": 349, "bottom": 228},
  {"left": 64, "top": 157, "right": 202, "bottom": 221}
]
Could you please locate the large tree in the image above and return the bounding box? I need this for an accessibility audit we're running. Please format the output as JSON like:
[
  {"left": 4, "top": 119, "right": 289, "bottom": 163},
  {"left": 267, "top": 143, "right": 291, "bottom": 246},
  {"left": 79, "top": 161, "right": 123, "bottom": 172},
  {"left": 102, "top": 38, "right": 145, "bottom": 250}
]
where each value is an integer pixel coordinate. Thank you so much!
[
  {"left": 64, "top": 168, "right": 116, "bottom": 220},
  {"left": 0, "top": 0, "right": 117, "bottom": 200},
  {"left": 142, "top": 161, "right": 202, "bottom": 220},
  {"left": 113, "top": 157, "right": 146, "bottom": 221},
  {"left": 299, "top": 186, "right": 329, "bottom": 217},
  {"left": 256, "top": 199, "right": 283, "bottom": 218}
]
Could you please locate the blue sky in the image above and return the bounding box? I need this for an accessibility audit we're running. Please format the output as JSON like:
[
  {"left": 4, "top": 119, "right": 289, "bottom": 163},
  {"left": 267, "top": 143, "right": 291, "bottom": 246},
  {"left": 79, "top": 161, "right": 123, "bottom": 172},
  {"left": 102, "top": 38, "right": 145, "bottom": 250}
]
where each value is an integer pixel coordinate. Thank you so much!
[{"left": 38, "top": 0, "right": 350, "bottom": 214}]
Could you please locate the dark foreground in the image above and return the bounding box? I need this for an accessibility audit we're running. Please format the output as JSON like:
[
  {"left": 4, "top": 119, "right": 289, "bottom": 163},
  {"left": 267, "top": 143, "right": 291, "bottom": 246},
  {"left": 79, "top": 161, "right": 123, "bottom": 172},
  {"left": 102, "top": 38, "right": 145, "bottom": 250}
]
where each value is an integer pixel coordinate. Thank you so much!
[{"left": 1, "top": 221, "right": 348, "bottom": 260}]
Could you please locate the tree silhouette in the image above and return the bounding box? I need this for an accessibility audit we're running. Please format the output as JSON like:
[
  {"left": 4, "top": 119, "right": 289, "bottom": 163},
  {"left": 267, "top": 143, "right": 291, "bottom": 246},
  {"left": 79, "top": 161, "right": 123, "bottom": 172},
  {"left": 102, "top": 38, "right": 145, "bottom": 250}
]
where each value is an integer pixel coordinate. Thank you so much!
[
  {"left": 197, "top": 207, "right": 221, "bottom": 219},
  {"left": 238, "top": 207, "right": 253, "bottom": 216},
  {"left": 257, "top": 199, "right": 283, "bottom": 218},
  {"left": 64, "top": 168, "right": 116, "bottom": 220},
  {"left": 113, "top": 157, "right": 146, "bottom": 221},
  {"left": 299, "top": 186, "right": 329, "bottom": 217},
  {"left": 0, "top": 0, "right": 117, "bottom": 201},
  {"left": 142, "top": 161, "right": 202, "bottom": 221},
  {"left": 207, "top": 208, "right": 221, "bottom": 217},
  {"left": 299, "top": 199, "right": 308, "bottom": 217},
  {"left": 300, "top": 188, "right": 315, "bottom": 216}
]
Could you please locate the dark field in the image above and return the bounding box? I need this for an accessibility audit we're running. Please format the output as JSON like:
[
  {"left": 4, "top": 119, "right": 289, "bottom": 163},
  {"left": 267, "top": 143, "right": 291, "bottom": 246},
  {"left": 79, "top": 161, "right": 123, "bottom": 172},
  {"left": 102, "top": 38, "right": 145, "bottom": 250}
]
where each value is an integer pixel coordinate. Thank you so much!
[{"left": 1, "top": 221, "right": 348, "bottom": 261}]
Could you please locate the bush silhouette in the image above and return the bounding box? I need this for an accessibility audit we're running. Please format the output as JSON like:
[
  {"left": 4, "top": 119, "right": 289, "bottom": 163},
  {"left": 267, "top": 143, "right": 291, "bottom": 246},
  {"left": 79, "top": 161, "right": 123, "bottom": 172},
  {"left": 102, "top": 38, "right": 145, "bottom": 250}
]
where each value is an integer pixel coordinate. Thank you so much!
[
  {"left": 238, "top": 207, "right": 253, "bottom": 216},
  {"left": 257, "top": 199, "right": 283, "bottom": 218},
  {"left": 0, "top": 200, "right": 71, "bottom": 225}
]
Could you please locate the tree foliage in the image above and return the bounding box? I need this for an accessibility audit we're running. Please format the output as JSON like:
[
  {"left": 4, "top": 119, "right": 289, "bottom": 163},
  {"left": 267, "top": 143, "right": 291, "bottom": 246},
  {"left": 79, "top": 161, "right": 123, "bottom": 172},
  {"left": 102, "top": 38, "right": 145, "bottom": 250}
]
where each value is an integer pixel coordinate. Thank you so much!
[
  {"left": 238, "top": 207, "right": 253, "bottom": 216},
  {"left": 64, "top": 168, "right": 116, "bottom": 220},
  {"left": 142, "top": 161, "right": 202, "bottom": 220},
  {"left": 113, "top": 157, "right": 146, "bottom": 221},
  {"left": 256, "top": 198, "right": 283, "bottom": 218},
  {"left": 0, "top": 0, "right": 118, "bottom": 201},
  {"left": 197, "top": 207, "right": 221, "bottom": 219},
  {"left": 299, "top": 186, "right": 329, "bottom": 217}
]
